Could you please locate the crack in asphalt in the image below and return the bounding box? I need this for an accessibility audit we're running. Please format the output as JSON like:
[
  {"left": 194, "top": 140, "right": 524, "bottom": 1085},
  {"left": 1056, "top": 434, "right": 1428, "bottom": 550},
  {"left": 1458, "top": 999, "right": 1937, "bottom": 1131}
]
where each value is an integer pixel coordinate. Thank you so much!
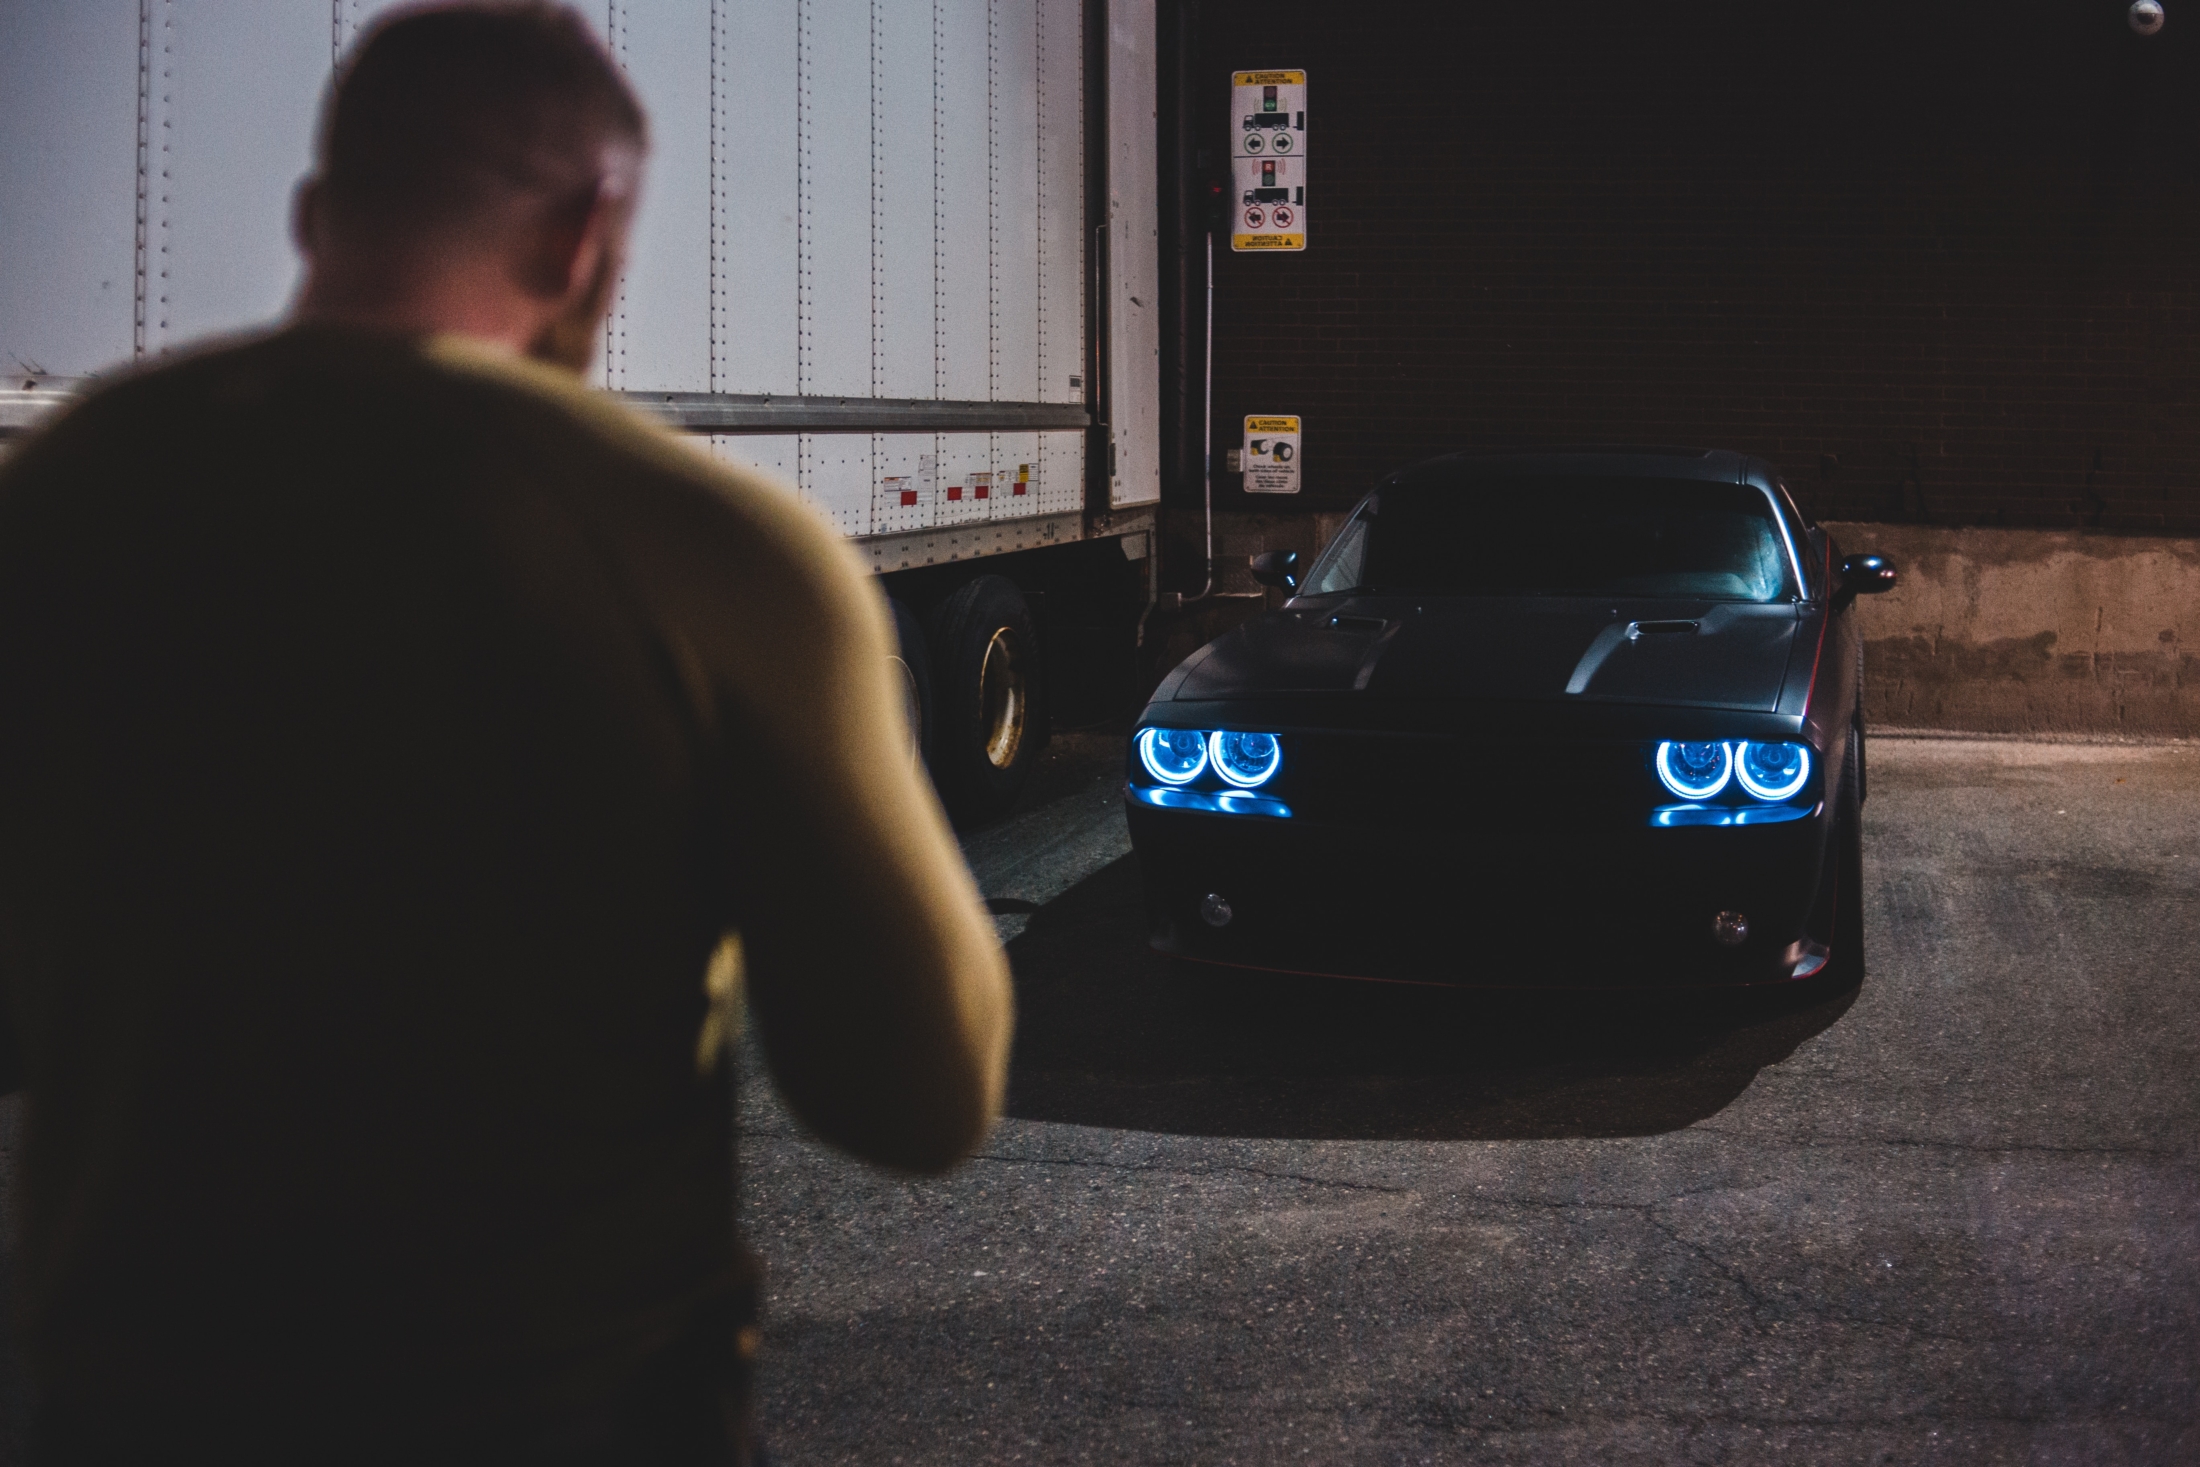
[{"left": 1442, "top": 1189, "right": 1983, "bottom": 1346}]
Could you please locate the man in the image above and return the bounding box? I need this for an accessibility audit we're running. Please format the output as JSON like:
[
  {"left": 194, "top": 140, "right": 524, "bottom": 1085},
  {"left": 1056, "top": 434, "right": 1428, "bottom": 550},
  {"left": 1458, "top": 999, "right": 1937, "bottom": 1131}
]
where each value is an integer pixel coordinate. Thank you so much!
[{"left": 0, "top": 4, "right": 1011, "bottom": 1460}]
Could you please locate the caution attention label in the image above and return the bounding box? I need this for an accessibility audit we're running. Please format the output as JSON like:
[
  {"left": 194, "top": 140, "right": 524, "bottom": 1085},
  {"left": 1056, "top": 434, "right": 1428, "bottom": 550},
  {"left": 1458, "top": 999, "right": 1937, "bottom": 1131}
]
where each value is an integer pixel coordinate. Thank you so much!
[
  {"left": 1242, "top": 415, "right": 1301, "bottom": 494},
  {"left": 1231, "top": 69, "right": 1307, "bottom": 252}
]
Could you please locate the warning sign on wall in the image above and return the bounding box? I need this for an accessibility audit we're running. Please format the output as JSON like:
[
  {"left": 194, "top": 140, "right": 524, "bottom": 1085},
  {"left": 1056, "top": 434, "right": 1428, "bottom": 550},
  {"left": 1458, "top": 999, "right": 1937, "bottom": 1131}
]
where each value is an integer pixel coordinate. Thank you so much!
[
  {"left": 1231, "top": 70, "right": 1306, "bottom": 252},
  {"left": 1242, "top": 416, "right": 1301, "bottom": 494}
]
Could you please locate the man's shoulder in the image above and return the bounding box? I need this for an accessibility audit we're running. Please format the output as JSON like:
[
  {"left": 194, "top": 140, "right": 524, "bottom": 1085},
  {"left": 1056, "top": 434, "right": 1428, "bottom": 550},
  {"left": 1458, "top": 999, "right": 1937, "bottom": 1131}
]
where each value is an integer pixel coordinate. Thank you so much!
[
  {"left": 2, "top": 330, "right": 289, "bottom": 460},
  {"left": 1, "top": 326, "right": 862, "bottom": 605},
  {"left": 4, "top": 327, "right": 506, "bottom": 470}
]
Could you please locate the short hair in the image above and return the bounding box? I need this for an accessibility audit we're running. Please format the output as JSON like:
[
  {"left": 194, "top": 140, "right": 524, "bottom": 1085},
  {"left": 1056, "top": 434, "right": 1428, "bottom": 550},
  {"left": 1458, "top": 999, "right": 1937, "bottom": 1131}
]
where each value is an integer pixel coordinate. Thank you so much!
[{"left": 317, "top": 2, "right": 646, "bottom": 234}]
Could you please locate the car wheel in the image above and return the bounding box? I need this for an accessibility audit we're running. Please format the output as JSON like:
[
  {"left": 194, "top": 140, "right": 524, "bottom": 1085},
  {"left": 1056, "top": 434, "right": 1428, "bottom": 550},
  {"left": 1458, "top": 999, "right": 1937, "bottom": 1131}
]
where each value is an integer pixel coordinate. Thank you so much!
[
  {"left": 887, "top": 598, "right": 933, "bottom": 769},
  {"left": 927, "top": 575, "right": 1043, "bottom": 824},
  {"left": 1809, "top": 720, "right": 1867, "bottom": 988}
]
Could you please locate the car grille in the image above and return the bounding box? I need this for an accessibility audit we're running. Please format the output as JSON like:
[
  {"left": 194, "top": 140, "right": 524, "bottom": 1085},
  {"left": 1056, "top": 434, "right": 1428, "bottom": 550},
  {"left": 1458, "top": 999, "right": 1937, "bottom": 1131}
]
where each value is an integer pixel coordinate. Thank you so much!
[{"left": 1269, "top": 732, "right": 1653, "bottom": 833}]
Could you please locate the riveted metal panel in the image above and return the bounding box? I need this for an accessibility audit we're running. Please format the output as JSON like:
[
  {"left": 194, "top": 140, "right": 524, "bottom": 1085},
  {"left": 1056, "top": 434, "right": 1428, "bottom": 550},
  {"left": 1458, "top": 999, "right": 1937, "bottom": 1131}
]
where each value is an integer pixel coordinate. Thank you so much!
[
  {"left": 866, "top": 431, "right": 935, "bottom": 535},
  {"left": 871, "top": 0, "right": 934, "bottom": 402},
  {"left": 1106, "top": 0, "right": 1160, "bottom": 506},
  {"left": 0, "top": 0, "right": 137, "bottom": 380},
  {"left": 1036, "top": 429, "right": 1086, "bottom": 516},
  {"left": 990, "top": 0, "right": 1040, "bottom": 406},
  {"left": 157, "top": 2, "right": 325, "bottom": 348},
  {"left": 985, "top": 430, "right": 1041, "bottom": 521},
  {"left": 856, "top": 509, "right": 1080, "bottom": 571},
  {"left": 714, "top": 1, "right": 799, "bottom": 394},
  {"left": 931, "top": 431, "right": 1001, "bottom": 527},
  {"left": 0, "top": 0, "right": 1118, "bottom": 562},
  {"left": 708, "top": 433, "right": 799, "bottom": 489},
  {"left": 797, "top": 432, "right": 872, "bottom": 536},
  {"left": 1035, "top": 0, "right": 1085, "bottom": 407},
  {"left": 933, "top": 0, "right": 992, "bottom": 405},
  {"left": 797, "top": 2, "right": 870, "bottom": 402},
  {"left": 604, "top": 2, "right": 712, "bottom": 392}
]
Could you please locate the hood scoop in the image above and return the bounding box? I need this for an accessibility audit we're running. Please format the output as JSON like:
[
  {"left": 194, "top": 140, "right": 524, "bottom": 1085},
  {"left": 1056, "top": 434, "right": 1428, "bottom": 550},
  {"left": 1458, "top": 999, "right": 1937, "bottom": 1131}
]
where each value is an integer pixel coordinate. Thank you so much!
[
  {"left": 1559, "top": 604, "right": 1794, "bottom": 709},
  {"left": 1567, "top": 617, "right": 1701, "bottom": 693}
]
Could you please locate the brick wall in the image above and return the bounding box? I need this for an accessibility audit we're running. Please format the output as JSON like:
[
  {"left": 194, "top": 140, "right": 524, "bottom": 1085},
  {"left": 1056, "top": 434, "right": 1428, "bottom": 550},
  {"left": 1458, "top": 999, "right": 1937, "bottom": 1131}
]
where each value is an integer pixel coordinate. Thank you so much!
[{"left": 1170, "top": 0, "right": 2199, "bottom": 536}]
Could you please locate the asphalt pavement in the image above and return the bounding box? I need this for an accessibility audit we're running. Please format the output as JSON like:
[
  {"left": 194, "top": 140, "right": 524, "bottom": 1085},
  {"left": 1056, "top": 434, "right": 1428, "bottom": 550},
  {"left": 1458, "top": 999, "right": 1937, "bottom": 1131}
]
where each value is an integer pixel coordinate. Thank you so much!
[
  {"left": 1, "top": 734, "right": 2195, "bottom": 1463},
  {"left": 743, "top": 732, "right": 2200, "bottom": 1464}
]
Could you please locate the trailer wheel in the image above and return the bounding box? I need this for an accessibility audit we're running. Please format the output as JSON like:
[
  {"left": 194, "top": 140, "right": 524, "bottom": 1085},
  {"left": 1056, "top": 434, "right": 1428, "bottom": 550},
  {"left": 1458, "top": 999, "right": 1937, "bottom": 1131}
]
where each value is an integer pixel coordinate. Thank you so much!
[
  {"left": 928, "top": 575, "right": 1042, "bottom": 823},
  {"left": 887, "top": 598, "right": 932, "bottom": 768}
]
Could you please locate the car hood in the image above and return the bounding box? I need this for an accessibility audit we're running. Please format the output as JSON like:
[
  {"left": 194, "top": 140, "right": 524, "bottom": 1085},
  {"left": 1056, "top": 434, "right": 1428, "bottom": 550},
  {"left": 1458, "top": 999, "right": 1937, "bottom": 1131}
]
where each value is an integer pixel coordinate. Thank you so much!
[{"left": 1160, "top": 594, "right": 1804, "bottom": 713}]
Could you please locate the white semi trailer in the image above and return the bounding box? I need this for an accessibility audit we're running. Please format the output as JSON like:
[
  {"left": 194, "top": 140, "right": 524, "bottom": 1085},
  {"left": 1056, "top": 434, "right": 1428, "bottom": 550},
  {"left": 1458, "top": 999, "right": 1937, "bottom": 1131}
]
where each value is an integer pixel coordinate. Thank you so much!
[{"left": 0, "top": 0, "right": 1161, "bottom": 819}]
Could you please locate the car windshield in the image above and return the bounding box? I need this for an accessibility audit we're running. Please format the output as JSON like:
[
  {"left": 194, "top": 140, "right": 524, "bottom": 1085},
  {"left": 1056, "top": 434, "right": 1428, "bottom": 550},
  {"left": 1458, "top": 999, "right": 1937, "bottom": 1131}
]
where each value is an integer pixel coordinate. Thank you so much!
[{"left": 1304, "top": 474, "right": 1796, "bottom": 601}]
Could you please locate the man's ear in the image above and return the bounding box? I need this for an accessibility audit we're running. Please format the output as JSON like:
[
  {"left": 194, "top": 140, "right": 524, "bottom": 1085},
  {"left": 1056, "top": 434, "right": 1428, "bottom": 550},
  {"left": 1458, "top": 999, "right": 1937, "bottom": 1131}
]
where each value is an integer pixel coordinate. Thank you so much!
[{"left": 519, "top": 185, "right": 618, "bottom": 305}]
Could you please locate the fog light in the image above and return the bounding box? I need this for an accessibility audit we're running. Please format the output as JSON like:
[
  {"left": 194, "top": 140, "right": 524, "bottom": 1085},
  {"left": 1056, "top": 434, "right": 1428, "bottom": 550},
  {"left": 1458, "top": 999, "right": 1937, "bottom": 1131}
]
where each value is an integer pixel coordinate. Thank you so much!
[
  {"left": 1788, "top": 941, "right": 1830, "bottom": 979},
  {"left": 1711, "top": 910, "right": 1749, "bottom": 946},
  {"left": 1200, "top": 893, "right": 1234, "bottom": 928}
]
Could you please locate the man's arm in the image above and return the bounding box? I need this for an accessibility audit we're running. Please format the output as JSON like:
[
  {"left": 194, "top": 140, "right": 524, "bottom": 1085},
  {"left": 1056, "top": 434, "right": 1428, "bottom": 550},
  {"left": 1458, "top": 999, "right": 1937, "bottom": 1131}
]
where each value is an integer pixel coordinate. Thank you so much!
[
  {"left": 428, "top": 341, "right": 1012, "bottom": 1171},
  {"left": 702, "top": 502, "right": 1014, "bottom": 1173}
]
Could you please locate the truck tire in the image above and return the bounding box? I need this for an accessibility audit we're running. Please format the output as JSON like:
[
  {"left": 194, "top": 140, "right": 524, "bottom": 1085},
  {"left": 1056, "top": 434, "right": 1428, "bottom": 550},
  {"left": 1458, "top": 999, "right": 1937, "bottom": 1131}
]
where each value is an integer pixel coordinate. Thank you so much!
[
  {"left": 927, "top": 575, "right": 1042, "bottom": 824},
  {"left": 888, "top": 598, "right": 932, "bottom": 769}
]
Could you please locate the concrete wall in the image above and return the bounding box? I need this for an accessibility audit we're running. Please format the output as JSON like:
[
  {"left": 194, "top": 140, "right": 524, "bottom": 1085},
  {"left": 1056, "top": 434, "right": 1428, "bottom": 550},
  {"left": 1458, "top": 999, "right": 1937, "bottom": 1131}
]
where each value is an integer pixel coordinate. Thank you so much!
[{"left": 1829, "top": 522, "right": 2200, "bottom": 736}]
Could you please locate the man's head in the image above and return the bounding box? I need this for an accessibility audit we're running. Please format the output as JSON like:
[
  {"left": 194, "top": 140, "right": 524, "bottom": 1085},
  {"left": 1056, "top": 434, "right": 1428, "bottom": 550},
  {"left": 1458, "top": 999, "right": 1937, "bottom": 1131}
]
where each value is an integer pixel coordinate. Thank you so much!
[{"left": 293, "top": 2, "right": 647, "bottom": 371}]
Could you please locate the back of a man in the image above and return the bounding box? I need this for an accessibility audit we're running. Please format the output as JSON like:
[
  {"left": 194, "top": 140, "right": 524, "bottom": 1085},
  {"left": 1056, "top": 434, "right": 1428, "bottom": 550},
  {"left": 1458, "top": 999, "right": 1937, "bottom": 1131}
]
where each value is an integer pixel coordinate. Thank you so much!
[{"left": 0, "top": 6, "right": 1010, "bottom": 1460}]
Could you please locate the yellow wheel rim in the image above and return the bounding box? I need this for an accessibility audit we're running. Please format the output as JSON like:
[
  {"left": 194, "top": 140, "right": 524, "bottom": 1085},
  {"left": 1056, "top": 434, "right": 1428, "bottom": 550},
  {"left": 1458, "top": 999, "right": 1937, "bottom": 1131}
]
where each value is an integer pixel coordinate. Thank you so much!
[
  {"left": 978, "top": 627, "right": 1028, "bottom": 770},
  {"left": 890, "top": 654, "right": 924, "bottom": 763}
]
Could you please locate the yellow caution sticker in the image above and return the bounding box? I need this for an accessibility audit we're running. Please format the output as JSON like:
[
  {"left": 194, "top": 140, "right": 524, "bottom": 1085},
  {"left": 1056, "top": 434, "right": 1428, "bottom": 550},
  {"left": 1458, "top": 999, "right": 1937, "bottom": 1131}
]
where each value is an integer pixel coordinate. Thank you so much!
[{"left": 1242, "top": 415, "right": 1302, "bottom": 494}]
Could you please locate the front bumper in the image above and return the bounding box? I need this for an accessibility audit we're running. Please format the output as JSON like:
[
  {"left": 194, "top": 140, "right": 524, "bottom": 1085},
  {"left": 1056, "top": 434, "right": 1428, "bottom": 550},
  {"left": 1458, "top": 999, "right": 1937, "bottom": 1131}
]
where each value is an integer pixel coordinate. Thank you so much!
[{"left": 1126, "top": 796, "right": 1833, "bottom": 988}]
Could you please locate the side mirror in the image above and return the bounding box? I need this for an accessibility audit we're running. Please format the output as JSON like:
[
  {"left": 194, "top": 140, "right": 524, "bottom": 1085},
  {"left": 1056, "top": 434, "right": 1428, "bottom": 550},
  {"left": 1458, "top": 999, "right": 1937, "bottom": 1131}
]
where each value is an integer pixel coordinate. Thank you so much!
[
  {"left": 1249, "top": 549, "right": 1300, "bottom": 592},
  {"left": 1834, "top": 553, "right": 1897, "bottom": 608}
]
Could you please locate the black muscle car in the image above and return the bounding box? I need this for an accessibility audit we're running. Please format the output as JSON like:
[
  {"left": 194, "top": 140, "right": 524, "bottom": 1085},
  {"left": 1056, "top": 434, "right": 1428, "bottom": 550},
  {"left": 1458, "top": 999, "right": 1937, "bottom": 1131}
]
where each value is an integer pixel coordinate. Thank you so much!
[{"left": 1125, "top": 449, "right": 1897, "bottom": 987}]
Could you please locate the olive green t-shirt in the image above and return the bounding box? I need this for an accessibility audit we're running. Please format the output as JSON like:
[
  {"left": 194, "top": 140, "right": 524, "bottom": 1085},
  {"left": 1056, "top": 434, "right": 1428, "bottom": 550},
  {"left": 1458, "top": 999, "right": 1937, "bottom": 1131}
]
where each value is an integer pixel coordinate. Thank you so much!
[{"left": 0, "top": 327, "right": 1011, "bottom": 1449}]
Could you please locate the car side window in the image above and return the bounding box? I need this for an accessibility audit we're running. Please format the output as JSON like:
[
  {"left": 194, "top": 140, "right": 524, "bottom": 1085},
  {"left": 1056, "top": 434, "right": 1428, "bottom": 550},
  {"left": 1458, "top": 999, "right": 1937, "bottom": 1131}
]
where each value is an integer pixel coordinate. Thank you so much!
[{"left": 1302, "top": 513, "right": 1370, "bottom": 596}]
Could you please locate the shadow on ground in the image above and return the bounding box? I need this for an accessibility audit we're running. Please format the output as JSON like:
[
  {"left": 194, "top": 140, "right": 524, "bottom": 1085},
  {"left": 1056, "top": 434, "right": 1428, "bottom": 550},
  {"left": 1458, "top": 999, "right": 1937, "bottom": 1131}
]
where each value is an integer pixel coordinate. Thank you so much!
[{"left": 1005, "top": 855, "right": 1856, "bottom": 1141}]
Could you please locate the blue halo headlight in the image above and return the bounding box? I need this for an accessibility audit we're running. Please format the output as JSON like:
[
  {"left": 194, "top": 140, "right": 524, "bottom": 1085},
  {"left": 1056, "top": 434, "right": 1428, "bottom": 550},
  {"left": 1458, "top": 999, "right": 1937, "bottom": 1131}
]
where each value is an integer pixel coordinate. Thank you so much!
[
  {"left": 1209, "top": 730, "right": 1282, "bottom": 788},
  {"left": 1656, "top": 740, "right": 1732, "bottom": 800},
  {"left": 1735, "top": 741, "right": 1811, "bottom": 801},
  {"left": 1138, "top": 727, "right": 1209, "bottom": 785}
]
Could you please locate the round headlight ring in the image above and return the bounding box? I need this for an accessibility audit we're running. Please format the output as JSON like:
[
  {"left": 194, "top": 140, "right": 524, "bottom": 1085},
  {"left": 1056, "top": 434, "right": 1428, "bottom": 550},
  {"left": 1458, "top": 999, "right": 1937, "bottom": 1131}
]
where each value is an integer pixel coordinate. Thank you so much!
[
  {"left": 1209, "top": 730, "right": 1282, "bottom": 788},
  {"left": 1138, "top": 727, "right": 1209, "bottom": 785},
  {"left": 1656, "top": 740, "right": 1732, "bottom": 801},
  {"left": 1735, "top": 741, "right": 1811, "bottom": 802}
]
